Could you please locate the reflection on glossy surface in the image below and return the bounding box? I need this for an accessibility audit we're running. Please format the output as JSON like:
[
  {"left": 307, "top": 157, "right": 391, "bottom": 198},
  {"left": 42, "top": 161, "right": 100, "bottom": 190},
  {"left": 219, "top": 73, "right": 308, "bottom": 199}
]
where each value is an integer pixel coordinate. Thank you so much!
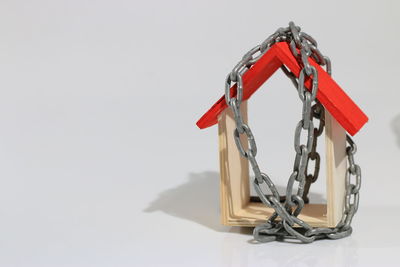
[
  {"left": 221, "top": 235, "right": 358, "bottom": 267},
  {"left": 144, "top": 172, "right": 400, "bottom": 266},
  {"left": 220, "top": 206, "right": 400, "bottom": 267}
]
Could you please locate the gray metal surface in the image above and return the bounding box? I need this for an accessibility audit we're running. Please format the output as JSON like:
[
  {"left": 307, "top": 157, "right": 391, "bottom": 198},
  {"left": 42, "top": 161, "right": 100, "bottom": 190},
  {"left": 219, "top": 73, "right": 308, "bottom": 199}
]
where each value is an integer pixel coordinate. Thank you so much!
[{"left": 224, "top": 22, "right": 361, "bottom": 243}]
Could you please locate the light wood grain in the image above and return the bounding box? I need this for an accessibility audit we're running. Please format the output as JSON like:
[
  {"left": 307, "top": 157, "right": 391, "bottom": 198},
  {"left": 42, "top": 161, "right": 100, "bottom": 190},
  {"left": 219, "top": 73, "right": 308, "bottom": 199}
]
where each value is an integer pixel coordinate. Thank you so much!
[
  {"left": 218, "top": 101, "right": 250, "bottom": 225},
  {"left": 325, "top": 111, "right": 347, "bottom": 227}
]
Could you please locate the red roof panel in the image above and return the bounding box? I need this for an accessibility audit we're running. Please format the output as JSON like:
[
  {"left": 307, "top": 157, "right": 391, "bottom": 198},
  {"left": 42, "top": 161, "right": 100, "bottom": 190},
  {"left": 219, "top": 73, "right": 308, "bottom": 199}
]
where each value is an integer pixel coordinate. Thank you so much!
[{"left": 196, "top": 42, "right": 368, "bottom": 136}]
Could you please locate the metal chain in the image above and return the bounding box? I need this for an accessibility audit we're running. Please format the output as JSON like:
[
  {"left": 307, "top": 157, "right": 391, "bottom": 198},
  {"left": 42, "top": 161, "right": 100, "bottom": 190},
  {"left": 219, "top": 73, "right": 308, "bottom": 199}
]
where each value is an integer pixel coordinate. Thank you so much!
[
  {"left": 302, "top": 102, "right": 325, "bottom": 203},
  {"left": 224, "top": 22, "right": 361, "bottom": 243}
]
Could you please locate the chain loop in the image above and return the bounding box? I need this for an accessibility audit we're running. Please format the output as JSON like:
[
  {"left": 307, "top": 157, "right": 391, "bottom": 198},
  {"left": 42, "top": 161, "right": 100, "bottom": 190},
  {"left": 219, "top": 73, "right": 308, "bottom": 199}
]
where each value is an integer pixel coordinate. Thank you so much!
[
  {"left": 253, "top": 173, "right": 281, "bottom": 207},
  {"left": 298, "top": 67, "right": 318, "bottom": 102},
  {"left": 233, "top": 124, "right": 257, "bottom": 158},
  {"left": 224, "top": 22, "right": 361, "bottom": 243},
  {"left": 294, "top": 120, "right": 314, "bottom": 154},
  {"left": 225, "top": 74, "right": 243, "bottom": 107}
]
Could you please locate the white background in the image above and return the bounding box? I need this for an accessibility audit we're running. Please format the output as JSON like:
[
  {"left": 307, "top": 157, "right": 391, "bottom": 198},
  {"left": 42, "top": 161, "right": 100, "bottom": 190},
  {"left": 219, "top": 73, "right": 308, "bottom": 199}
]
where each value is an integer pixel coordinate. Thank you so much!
[{"left": 0, "top": 0, "right": 399, "bottom": 266}]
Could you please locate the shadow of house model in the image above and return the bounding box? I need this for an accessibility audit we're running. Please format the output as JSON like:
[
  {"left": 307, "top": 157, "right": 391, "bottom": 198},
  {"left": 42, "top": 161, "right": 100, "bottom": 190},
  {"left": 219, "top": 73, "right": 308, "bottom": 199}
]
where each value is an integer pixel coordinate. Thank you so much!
[{"left": 196, "top": 42, "right": 368, "bottom": 228}]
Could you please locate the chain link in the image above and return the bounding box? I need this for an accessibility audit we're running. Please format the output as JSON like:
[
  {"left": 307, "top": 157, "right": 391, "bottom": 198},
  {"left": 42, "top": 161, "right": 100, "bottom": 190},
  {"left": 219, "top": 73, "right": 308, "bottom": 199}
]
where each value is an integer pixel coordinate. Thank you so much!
[{"left": 224, "top": 21, "right": 361, "bottom": 243}]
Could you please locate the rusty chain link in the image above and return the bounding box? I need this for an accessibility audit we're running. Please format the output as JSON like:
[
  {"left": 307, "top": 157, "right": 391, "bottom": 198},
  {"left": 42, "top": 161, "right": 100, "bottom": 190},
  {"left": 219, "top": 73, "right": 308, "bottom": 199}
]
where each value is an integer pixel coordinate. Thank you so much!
[{"left": 224, "top": 22, "right": 361, "bottom": 243}]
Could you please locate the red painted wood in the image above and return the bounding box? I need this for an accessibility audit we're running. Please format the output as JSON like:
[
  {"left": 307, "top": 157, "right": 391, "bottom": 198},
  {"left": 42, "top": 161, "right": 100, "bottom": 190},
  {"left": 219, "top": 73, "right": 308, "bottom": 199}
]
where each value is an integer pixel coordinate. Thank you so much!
[{"left": 196, "top": 42, "right": 368, "bottom": 136}]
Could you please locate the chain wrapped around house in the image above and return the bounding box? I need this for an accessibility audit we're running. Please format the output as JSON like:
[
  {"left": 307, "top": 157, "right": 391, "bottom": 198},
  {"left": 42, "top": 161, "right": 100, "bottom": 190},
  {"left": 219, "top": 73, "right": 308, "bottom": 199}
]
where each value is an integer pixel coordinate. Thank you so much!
[{"left": 196, "top": 22, "right": 368, "bottom": 243}]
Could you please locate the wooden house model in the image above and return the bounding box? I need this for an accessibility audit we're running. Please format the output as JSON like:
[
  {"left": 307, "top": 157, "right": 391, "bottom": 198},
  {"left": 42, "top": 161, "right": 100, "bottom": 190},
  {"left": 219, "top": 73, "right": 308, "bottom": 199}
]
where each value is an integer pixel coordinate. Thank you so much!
[{"left": 196, "top": 42, "right": 368, "bottom": 228}]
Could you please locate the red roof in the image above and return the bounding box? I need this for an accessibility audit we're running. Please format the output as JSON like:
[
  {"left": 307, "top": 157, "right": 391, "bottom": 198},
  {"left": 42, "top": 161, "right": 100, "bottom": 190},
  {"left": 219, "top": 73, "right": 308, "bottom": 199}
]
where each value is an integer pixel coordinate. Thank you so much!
[{"left": 196, "top": 42, "right": 368, "bottom": 136}]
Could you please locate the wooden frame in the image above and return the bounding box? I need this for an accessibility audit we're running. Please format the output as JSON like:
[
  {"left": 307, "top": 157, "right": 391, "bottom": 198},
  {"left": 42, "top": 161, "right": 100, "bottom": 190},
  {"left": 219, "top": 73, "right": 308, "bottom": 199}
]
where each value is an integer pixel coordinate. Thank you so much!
[{"left": 218, "top": 101, "right": 347, "bottom": 227}]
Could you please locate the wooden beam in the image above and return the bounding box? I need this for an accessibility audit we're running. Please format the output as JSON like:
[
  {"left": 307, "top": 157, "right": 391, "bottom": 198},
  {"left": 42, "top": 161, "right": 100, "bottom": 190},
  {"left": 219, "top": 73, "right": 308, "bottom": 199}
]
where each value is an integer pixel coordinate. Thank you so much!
[{"left": 325, "top": 111, "right": 347, "bottom": 227}]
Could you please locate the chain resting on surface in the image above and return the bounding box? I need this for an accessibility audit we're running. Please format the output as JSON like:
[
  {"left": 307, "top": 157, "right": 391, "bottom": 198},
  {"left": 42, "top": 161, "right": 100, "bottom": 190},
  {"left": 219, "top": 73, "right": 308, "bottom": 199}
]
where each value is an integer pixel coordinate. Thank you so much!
[{"left": 224, "top": 22, "right": 361, "bottom": 243}]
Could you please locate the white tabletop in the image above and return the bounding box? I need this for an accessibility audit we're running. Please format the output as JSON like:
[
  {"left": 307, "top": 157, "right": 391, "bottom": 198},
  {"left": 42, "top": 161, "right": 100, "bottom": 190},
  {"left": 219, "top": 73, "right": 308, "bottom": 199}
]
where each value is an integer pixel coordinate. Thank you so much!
[{"left": 0, "top": 0, "right": 399, "bottom": 266}]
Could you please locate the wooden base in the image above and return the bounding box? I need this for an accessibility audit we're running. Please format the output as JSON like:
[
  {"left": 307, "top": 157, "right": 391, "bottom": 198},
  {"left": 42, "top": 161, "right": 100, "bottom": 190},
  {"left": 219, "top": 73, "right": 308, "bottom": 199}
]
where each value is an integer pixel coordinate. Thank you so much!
[
  {"left": 222, "top": 202, "right": 328, "bottom": 227},
  {"left": 218, "top": 101, "right": 347, "bottom": 227}
]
